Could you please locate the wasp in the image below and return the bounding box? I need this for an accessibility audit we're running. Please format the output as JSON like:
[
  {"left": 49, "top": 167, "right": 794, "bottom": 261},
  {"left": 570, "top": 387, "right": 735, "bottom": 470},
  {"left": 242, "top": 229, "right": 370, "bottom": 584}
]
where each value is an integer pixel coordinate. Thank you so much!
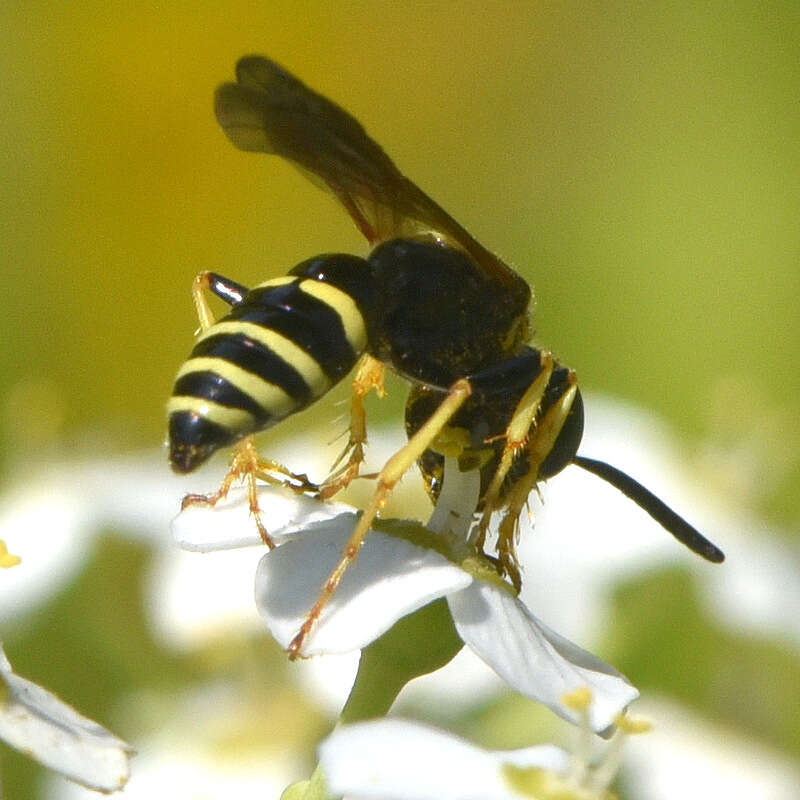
[{"left": 168, "top": 57, "right": 724, "bottom": 658}]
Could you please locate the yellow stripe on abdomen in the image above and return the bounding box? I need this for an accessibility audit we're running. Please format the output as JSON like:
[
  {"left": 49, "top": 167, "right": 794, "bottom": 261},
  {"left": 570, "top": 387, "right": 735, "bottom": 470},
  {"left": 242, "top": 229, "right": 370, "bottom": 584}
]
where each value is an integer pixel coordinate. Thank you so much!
[
  {"left": 196, "top": 321, "right": 331, "bottom": 398},
  {"left": 298, "top": 279, "right": 367, "bottom": 353},
  {"left": 166, "top": 395, "right": 257, "bottom": 431},
  {"left": 174, "top": 356, "right": 296, "bottom": 417},
  {"left": 253, "top": 275, "right": 297, "bottom": 289}
]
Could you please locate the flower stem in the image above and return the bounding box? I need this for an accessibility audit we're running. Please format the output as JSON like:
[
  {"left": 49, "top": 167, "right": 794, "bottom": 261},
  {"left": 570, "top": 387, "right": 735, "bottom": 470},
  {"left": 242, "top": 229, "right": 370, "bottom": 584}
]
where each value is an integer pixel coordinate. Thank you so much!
[{"left": 340, "top": 597, "right": 463, "bottom": 723}]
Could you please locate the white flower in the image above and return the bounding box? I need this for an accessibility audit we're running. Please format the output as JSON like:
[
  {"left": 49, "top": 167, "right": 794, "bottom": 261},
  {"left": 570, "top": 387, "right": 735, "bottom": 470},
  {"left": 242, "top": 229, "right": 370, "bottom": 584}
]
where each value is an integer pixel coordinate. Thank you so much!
[
  {"left": 174, "top": 460, "right": 638, "bottom": 733},
  {"left": 318, "top": 698, "right": 654, "bottom": 800},
  {"left": 0, "top": 644, "right": 132, "bottom": 792},
  {"left": 318, "top": 716, "right": 618, "bottom": 800}
]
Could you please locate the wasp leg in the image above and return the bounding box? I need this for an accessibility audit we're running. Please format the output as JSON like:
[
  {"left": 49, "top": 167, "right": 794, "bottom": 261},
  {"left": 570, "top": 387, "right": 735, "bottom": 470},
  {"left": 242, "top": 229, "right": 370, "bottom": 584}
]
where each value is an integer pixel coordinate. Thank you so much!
[
  {"left": 474, "top": 351, "right": 555, "bottom": 552},
  {"left": 181, "top": 437, "right": 276, "bottom": 546},
  {"left": 495, "top": 372, "right": 579, "bottom": 591},
  {"left": 253, "top": 460, "right": 319, "bottom": 495},
  {"left": 287, "top": 378, "right": 473, "bottom": 659},
  {"left": 319, "top": 355, "right": 386, "bottom": 500},
  {"left": 181, "top": 438, "right": 321, "bottom": 549},
  {"left": 191, "top": 270, "right": 250, "bottom": 329}
]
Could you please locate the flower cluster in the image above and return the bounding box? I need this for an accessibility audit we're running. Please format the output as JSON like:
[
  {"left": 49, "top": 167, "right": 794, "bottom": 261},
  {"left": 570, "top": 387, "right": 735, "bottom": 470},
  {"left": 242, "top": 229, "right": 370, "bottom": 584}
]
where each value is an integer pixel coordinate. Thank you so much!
[
  {"left": 173, "top": 460, "right": 638, "bottom": 798},
  {"left": 173, "top": 457, "right": 638, "bottom": 738},
  {"left": 317, "top": 696, "right": 652, "bottom": 800}
]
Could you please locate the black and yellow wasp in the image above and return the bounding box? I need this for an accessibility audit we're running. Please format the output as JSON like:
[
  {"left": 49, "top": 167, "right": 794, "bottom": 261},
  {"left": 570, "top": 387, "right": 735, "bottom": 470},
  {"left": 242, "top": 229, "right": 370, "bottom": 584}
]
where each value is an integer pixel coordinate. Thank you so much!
[{"left": 168, "top": 57, "right": 723, "bottom": 657}]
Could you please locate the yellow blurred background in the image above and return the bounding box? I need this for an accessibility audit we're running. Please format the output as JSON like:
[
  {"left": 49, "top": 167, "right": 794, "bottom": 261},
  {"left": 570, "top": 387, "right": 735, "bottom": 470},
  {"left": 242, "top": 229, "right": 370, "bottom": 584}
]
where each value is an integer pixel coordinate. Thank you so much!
[
  {"left": 2, "top": 3, "right": 798, "bottom": 508},
  {"left": 1, "top": 2, "right": 799, "bottom": 797}
]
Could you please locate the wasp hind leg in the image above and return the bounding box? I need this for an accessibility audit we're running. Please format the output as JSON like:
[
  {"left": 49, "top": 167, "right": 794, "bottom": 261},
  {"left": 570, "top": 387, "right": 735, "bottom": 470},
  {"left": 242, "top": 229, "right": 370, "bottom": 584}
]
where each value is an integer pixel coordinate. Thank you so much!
[
  {"left": 493, "top": 371, "right": 578, "bottom": 591},
  {"left": 191, "top": 270, "right": 250, "bottom": 329},
  {"left": 287, "top": 377, "right": 473, "bottom": 659},
  {"left": 473, "top": 351, "right": 555, "bottom": 554},
  {"left": 181, "top": 438, "right": 273, "bottom": 546},
  {"left": 180, "top": 271, "right": 318, "bottom": 548},
  {"left": 180, "top": 438, "right": 320, "bottom": 549},
  {"left": 318, "top": 354, "right": 386, "bottom": 500}
]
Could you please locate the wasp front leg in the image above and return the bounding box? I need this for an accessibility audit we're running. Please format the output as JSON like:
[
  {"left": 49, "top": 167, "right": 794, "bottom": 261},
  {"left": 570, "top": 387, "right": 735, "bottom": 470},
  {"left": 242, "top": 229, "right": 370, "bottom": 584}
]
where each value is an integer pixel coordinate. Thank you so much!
[{"left": 318, "top": 354, "right": 386, "bottom": 500}]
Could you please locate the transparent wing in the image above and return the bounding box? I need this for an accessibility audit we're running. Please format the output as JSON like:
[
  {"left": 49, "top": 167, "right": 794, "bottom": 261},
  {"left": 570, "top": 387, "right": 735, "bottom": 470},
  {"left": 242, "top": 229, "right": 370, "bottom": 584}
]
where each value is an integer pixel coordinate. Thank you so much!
[{"left": 214, "top": 56, "right": 521, "bottom": 289}]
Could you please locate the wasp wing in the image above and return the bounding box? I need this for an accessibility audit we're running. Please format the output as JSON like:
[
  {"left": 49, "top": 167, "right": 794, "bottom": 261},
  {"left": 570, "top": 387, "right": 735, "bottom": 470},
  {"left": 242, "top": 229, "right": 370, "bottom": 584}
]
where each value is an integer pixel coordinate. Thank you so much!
[{"left": 215, "top": 56, "right": 521, "bottom": 289}]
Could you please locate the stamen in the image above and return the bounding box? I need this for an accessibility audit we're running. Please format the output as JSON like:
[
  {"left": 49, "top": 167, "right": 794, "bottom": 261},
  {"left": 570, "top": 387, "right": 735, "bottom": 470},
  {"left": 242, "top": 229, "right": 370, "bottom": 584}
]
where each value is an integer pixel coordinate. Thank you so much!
[{"left": 562, "top": 688, "right": 593, "bottom": 787}]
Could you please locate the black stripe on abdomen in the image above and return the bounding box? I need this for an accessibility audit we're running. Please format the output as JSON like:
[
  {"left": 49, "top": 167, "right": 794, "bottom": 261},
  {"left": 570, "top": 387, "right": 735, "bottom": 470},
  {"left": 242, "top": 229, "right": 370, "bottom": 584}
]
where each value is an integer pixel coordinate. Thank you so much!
[
  {"left": 232, "top": 283, "right": 357, "bottom": 382},
  {"left": 172, "top": 370, "right": 274, "bottom": 424},
  {"left": 189, "top": 333, "right": 313, "bottom": 407}
]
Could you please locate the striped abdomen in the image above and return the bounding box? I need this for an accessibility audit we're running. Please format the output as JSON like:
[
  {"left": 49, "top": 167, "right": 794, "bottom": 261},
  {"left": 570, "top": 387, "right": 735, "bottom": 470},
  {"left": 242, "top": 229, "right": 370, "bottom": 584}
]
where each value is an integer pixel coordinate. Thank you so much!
[{"left": 168, "top": 254, "right": 377, "bottom": 473}]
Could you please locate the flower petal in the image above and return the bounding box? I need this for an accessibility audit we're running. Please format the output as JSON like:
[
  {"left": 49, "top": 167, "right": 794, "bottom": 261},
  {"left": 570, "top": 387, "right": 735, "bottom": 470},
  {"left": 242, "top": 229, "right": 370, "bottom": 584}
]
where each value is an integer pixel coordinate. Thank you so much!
[
  {"left": 255, "top": 516, "right": 472, "bottom": 656},
  {"left": 0, "top": 646, "right": 132, "bottom": 792},
  {"left": 172, "top": 485, "right": 352, "bottom": 552},
  {"left": 319, "top": 718, "right": 569, "bottom": 800},
  {"left": 448, "top": 581, "right": 639, "bottom": 732}
]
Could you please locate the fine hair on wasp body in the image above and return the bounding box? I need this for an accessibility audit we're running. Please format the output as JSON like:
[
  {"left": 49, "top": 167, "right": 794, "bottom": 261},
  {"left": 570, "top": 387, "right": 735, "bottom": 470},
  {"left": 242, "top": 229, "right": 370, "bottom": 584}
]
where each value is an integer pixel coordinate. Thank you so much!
[{"left": 167, "top": 56, "right": 724, "bottom": 657}]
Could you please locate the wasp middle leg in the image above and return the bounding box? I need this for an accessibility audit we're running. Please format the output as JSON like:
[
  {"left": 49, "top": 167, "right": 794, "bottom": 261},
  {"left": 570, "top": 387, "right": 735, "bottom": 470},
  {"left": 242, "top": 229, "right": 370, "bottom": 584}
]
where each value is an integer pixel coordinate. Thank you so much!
[{"left": 318, "top": 354, "right": 386, "bottom": 500}]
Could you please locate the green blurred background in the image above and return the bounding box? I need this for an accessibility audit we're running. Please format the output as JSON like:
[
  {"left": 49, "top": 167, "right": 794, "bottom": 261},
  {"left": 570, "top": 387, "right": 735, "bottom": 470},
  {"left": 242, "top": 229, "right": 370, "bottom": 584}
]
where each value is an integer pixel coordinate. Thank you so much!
[{"left": 1, "top": 2, "right": 799, "bottom": 797}]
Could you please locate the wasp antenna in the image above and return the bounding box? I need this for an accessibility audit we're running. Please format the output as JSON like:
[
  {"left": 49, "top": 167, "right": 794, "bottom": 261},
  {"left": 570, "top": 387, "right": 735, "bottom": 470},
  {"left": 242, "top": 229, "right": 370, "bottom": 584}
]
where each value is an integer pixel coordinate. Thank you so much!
[{"left": 572, "top": 455, "right": 725, "bottom": 563}]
